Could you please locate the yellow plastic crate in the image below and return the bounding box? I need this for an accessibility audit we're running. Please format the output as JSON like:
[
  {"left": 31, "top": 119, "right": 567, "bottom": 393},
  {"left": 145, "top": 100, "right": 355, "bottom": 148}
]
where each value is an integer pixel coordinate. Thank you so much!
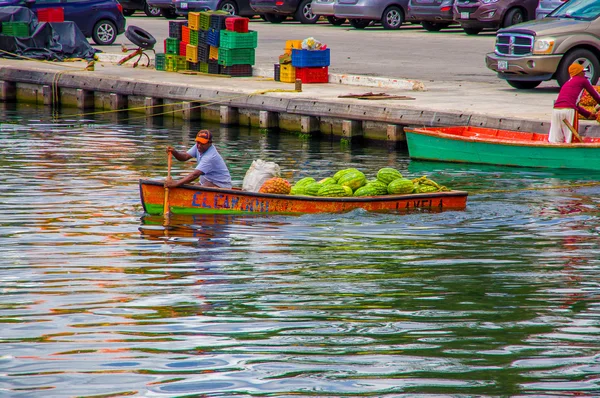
[
  {"left": 285, "top": 40, "right": 302, "bottom": 51},
  {"left": 188, "top": 12, "right": 200, "bottom": 30},
  {"left": 280, "top": 64, "right": 295, "bottom": 83},
  {"left": 209, "top": 45, "right": 218, "bottom": 61},
  {"left": 186, "top": 44, "right": 198, "bottom": 63}
]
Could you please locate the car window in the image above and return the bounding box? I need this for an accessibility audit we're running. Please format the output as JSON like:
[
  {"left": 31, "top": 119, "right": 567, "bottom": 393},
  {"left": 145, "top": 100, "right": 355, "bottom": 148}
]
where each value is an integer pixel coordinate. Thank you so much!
[{"left": 549, "top": 0, "right": 600, "bottom": 20}]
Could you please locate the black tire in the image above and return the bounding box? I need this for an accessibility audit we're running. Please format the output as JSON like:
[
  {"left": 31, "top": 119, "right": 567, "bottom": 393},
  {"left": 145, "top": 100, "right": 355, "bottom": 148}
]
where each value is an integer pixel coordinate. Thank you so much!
[
  {"left": 295, "top": 0, "right": 319, "bottom": 24},
  {"left": 326, "top": 16, "right": 346, "bottom": 26},
  {"left": 143, "top": 1, "right": 162, "bottom": 17},
  {"left": 506, "top": 80, "right": 541, "bottom": 90},
  {"left": 381, "top": 6, "right": 403, "bottom": 30},
  {"left": 421, "top": 21, "right": 449, "bottom": 31},
  {"left": 463, "top": 27, "right": 481, "bottom": 35},
  {"left": 218, "top": 0, "right": 238, "bottom": 15},
  {"left": 92, "top": 19, "right": 117, "bottom": 45},
  {"left": 263, "top": 13, "right": 286, "bottom": 23},
  {"left": 161, "top": 7, "right": 178, "bottom": 19},
  {"left": 556, "top": 49, "right": 600, "bottom": 86},
  {"left": 503, "top": 7, "right": 525, "bottom": 28},
  {"left": 125, "top": 25, "right": 157, "bottom": 49},
  {"left": 122, "top": 9, "right": 135, "bottom": 16},
  {"left": 349, "top": 18, "right": 371, "bottom": 29}
]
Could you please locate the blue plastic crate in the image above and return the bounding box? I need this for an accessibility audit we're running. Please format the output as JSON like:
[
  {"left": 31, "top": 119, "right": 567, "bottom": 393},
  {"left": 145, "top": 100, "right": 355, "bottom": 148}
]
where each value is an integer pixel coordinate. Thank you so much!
[
  {"left": 207, "top": 28, "right": 220, "bottom": 47},
  {"left": 291, "top": 48, "right": 330, "bottom": 68}
]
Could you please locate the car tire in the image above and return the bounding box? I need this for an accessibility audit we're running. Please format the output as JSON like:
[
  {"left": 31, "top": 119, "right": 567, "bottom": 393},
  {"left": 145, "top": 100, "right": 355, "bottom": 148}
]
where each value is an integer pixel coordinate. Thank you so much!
[
  {"left": 125, "top": 25, "right": 157, "bottom": 49},
  {"left": 556, "top": 49, "right": 600, "bottom": 86},
  {"left": 295, "top": 0, "right": 319, "bottom": 24},
  {"left": 92, "top": 19, "right": 117, "bottom": 45},
  {"left": 381, "top": 6, "right": 403, "bottom": 30},
  {"left": 506, "top": 80, "right": 541, "bottom": 90},
  {"left": 503, "top": 7, "right": 525, "bottom": 28},
  {"left": 218, "top": 0, "right": 238, "bottom": 15},
  {"left": 463, "top": 27, "right": 481, "bottom": 35},
  {"left": 349, "top": 18, "right": 371, "bottom": 29},
  {"left": 122, "top": 9, "right": 135, "bottom": 17},
  {"left": 144, "top": 2, "right": 162, "bottom": 17},
  {"left": 326, "top": 16, "right": 346, "bottom": 26},
  {"left": 421, "top": 21, "right": 449, "bottom": 31},
  {"left": 264, "top": 13, "right": 286, "bottom": 23},
  {"left": 161, "top": 8, "right": 178, "bottom": 19}
]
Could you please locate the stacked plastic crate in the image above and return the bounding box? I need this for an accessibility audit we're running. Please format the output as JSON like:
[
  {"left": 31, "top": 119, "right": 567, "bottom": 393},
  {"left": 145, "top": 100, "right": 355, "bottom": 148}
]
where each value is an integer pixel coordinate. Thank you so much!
[
  {"left": 200, "top": 10, "right": 229, "bottom": 74},
  {"left": 278, "top": 40, "right": 302, "bottom": 83},
  {"left": 218, "top": 17, "right": 255, "bottom": 77},
  {"left": 291, "top": 47, "right": 330, "bottom": 84},
  {"left": 159, "top": 20, "right": 188, "bottom": 72}
]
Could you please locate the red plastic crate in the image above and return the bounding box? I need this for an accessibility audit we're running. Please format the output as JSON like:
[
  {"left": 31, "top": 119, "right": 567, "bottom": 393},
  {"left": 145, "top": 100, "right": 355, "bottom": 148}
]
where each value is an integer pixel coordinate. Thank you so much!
[
  {"left": 37, "top": 7, "right": 64, "bottom": 22},
  {"left": 295, "top": 67, "right": 329, "bottom": 84},
  {"left": 182, "top": 25, "right": 190, "bottom": 44},
  {"left": 179, "top": 41, "right": 187, "bottom": 56},
  {"left": 225, "top": 17, "right": 249, "bottom": 33}
]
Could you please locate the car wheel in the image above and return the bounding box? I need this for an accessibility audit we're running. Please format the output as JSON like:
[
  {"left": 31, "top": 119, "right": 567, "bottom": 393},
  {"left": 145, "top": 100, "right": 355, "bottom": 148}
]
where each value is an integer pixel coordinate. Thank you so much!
[
  {"left": 463, "top": 27, "right": 481, "bottom": 35},
  {"left": 381, "top": 6, "right": 403, "bottom": 30},
  {"left": 295, "top": 0, "right": 319, "bottom": 24},
  {"left": 349, "top": 18, "right": 371, "bottom": 29},
  {"left": 144, "top": 2, "right": 162, "bottom": 17},
  {"left": 92, "top": 19, "right": 117, "bottom": 45},
  {"left": 263, "top": 13, "right": 286, "bottom": 23},
  {"left": 122, "top": 9, "right": 135, "bottom": 16},
  {"left": 326, "top": 16, "right": 346, "bottom": 26},
  {"left": 557, "top": 49, "right": 600, "bottom": 86},
  {"left": 506, "top": 80, "right": 541, "bottom": 90},
  {"left": 161, "top": 8, "right": 178, "bottom": 19},
  {"left": 218, "top": 0, "right": 238, "bottom": 15},
  {"left": 503, "top": 7, "right": 524, "bottom": 28},
  {"left": 421, "top": 21, "right": 449, "bottom": 31},
  {"left": 125, "top": 25, "right": 157, "bottom": 49}
]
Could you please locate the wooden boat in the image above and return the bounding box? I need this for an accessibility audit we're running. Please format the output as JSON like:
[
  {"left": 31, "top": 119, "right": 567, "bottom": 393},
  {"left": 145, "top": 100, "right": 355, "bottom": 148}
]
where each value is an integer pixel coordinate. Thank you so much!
[
  {"left": 405, "top": 126, "right": 600, "bottom": 170},
  {"left": 139, "top": 180, "right": 468, "bottom": 215}
]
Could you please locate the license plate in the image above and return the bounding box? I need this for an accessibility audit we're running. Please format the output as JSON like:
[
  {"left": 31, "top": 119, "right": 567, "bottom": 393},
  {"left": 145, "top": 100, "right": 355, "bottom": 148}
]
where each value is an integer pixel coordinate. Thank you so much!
[
  {"left": 181, "top": 2, "right": 188, "bottom": 8},
  {"left": 460, "top": 12, "right": 469, "bottom": 19},
  {"left": 498, "top": 60, "right": 508, "bottom": 70}
]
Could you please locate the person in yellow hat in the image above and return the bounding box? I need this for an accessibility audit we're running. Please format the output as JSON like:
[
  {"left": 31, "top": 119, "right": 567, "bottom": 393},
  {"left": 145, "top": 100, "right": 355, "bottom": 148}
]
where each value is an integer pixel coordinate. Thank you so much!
[
  {"left": 548, "top": 62, "right": 600, "bottom": 143},
  {"left": 165, "top": 129, "right": 232, "bottom": 189}
]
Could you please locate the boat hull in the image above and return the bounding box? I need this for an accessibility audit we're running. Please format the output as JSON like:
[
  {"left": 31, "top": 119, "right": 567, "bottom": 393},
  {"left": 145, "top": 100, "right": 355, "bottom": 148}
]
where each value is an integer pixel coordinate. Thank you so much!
[
  {"left": 405, "top": 126, "right": 600, "bottom": 170},
  {"left": 139, "top": 180, "right": 468, "bottom": 215}
]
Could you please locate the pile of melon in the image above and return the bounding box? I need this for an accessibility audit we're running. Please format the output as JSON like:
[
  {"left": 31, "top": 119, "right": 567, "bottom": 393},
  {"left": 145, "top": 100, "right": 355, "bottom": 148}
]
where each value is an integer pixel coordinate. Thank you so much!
[
  {"left": 579, "top": 86, "right": 600, "bottom": 122},
  {"left": 277, "top": 168, "right": 450, "bottom": 198}
]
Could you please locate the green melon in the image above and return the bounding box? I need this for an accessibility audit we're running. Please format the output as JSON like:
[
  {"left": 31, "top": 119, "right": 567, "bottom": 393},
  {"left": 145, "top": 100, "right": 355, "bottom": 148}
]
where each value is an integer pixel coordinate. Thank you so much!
[
  {"left": 377, "top": 168, "right": 403, "bottom": 185},
  {"left": 304, "top": 182, "right": 323, "bottom": 196},
  {"left": 318, "top": 177, "right": 336, "bottom": 186},
  {"left": 365, "top": 181, "right": 389, "bottom": 195},
  {"left": 333, "top": 168, "right": 359, "bottom": 182},
  {"left": 388, "top": 178, "right": 414, "bottom": 194},
  {"left": 337, "top": 170, "right": 367, "bottom": 191},
  {"left": 342, "top": 186, "right": 353, "bottom": 196},
  {"left": 353, "top": 185, "right": 380, "bottom": 197},
  {"left": 317, "top": 184, "right": 349, "bottom": 197}
]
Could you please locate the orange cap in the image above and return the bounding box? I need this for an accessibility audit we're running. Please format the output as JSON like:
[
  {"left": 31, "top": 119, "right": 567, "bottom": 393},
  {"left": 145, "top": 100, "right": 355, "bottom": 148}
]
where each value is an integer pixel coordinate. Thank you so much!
[
  {"left": 569, "top": 63, "right": 584, "bottom": 77},
  {"left": 195, "top": 130, "right": 212, "bottom": 144}
]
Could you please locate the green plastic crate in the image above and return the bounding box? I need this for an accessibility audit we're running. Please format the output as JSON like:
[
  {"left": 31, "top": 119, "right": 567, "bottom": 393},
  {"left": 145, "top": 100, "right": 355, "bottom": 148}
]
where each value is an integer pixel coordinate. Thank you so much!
[
  {"left": 165, "top": 54, "right": 177, "bottom": 72},
  {"left": 190, "top": 29, "right": 198, "bottom": 46},
  {"left": 199, "top": 62, "right": 209, "bottom": 73},
  {"left": 219, "top": 30, "right": 257, "bottom": 50},
  {"left": 217, "top": 48, "right": 255, "bottom": 66},
  {"left": 176, "top": 55, "right": 187, "bottom": 70},
  {"left": 199, "top": 11, "right": 212, "bottom": 31},
  {"left": 155, "top": 53, "right": 166, "bottom": 71},
  {"left": 2, "top": 22, "right": 29, "bottom": 37},
  {"left": 166, "top": 37, "right": 179, "bottom": 55}
]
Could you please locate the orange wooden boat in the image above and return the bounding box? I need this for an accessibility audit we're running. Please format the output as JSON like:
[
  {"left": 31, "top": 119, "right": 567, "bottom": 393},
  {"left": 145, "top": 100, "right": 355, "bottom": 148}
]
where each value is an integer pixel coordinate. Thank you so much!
[
  {"left": 139, "top": 180, "right": 468, "bottom": 215},
  {"left": 405, "top": 126, "right": 600, "bottom": 170}
]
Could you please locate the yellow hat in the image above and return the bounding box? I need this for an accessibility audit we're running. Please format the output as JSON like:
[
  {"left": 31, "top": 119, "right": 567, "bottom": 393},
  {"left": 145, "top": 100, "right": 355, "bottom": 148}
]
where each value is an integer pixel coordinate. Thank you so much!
[{"left": 569, "top": 63, "right": 584, "bottom": 77}]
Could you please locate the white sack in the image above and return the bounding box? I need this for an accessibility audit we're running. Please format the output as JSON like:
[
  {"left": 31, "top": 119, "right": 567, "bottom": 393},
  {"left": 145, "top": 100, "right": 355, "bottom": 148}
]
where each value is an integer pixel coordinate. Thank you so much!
[{"left": 242, "top": 159, "right": 281, "bottom": 192}]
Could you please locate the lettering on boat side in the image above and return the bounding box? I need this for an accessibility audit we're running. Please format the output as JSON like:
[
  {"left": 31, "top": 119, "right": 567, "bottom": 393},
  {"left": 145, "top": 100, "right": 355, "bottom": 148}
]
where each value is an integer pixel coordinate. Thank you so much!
[
  {"left": 404, "top": 199, "right": 443, "bottom": 209},
  {"left": 191, "top": 193, "right": 269, "bottom": 212}
]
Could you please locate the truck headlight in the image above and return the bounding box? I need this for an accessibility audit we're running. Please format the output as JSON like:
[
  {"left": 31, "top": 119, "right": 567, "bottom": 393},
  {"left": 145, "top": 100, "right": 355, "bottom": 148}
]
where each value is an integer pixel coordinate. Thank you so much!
[{"left": 533, "top": 38, "right": 555, "bottom": 54}]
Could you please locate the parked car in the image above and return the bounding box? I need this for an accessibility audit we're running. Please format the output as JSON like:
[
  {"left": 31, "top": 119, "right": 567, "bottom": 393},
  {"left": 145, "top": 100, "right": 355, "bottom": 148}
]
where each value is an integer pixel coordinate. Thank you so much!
[
  {"left": 175, "top": 0, "right": 255, "bottom": 16},
  {"left": 312, "top": 0, "right": 347, "bottom": 25},
  {"left": 330, "top": 0, "right": 410, "bottom": 30},
  {"left": 535, "top": 0, "right": 564, "bottom": 19},
  {"left": 453, "top": 0, "right": 539, "bottom": 35},
  {"left": 485, "top": 0, "right": 600, "bottom": 89},
  {"left": 4, "top": 0, "right": 126, "bottom": 44},
  {"left": 119, "top": 0, "right": 162, "bottom": 17},
  {"left": 146, "top": 0, "right": 179, "bottom": 18},
  {"left": 407, "top": 0, "right": 455, "bottom": 31},
  {"left": 249, "top": 0, "right": 317, "bottom": 23}
]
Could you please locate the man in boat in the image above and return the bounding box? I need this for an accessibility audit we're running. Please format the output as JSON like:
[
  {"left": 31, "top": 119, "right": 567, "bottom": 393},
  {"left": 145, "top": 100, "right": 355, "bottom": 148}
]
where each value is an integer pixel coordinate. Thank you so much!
[
  {"left": 548, "top": 63, "right": 600, "bottom": 143},
  {"left": 165, "top": 130, "right": 232, "bottom": 189}
]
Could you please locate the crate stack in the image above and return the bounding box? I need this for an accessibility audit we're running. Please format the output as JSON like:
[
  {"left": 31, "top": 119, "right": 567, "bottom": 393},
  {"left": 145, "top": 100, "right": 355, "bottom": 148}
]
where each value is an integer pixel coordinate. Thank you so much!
[
  {"left": 277, "top": 40, "right": 302, "bottom": 83},
  {"left": 156, "top": 20, "right": 188, "bottom": 72},
  {"left": 196, "top": 10, "right": 228, "bottom": 74},
  {"left": 291, "top": 47, "right": 330, "bottom": 84},
  {"left": 218, "top": 17, "right": 255, "bottom": 77},
  {"left": 36, "top": 7, "right": 64, "bottom": 22}
]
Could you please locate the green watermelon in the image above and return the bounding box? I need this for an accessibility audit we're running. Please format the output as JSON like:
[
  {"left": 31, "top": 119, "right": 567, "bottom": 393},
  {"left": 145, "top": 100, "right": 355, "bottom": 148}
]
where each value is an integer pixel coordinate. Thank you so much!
[
  {"left": 318, "top": 177, "right": 336, "bottom": 186},
  {"left": 304, "top": 182, "right": 323, "bottom": 196},
  {"left": 294, "top": 177, "right": 316, "bottom": 188},
  {"left": 333, "top": 168, "right": 359, "bottom": 182},
  {"left": 353, "top": 185, "right": 380, "bottom": 197},
  {"left": 337, "top": 170, "right": 367, "bottom": 191},
  {"left": 364, "top": 181, "right": 389, "bottom": 195},
  {"left": 377, "top": 168, "right": 403, "bottom": 185},
  {"left": 388, "top": 178, "right": 414, "bottom": 194},
  {"left": 342, "top": 186, "right": 353, "bottom": 196},
  {"left": 317, "top": 184, "right": 350, "bottom": 197}
]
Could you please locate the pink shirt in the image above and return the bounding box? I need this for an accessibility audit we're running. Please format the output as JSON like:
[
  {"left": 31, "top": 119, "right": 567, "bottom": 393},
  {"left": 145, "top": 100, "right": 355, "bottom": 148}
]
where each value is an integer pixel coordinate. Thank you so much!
[{"left": 554, "top": 75, "right": 600, "bottom": 119}]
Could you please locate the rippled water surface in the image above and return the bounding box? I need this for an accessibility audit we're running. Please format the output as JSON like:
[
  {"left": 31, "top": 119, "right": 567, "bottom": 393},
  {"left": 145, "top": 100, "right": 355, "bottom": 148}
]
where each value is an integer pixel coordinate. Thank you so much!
[{"left": 1, "top": 104, "right": 600, "bottom": 397}]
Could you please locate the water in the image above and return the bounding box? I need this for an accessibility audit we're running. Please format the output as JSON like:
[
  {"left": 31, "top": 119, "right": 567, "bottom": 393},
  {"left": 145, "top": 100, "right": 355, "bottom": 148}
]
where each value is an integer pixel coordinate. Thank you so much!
[{"left": 1, "top": 104, "right": 600, "bottom": 397}]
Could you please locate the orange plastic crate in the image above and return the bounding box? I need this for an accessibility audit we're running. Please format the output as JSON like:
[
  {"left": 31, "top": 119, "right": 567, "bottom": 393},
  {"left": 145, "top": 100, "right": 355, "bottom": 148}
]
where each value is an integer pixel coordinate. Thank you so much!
[
  {"left": 209, "top": 46, "right": 218, "bottom": 61},
  {"left": 285, "top": 40, "right": 302, "bottom": 51},
  {"left": 181, "top": 26, "right": 190, "bottom": 44}
]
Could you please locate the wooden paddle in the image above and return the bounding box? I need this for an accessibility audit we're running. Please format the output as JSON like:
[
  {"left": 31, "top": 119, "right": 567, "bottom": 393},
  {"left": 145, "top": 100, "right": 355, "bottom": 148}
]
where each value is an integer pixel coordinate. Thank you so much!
[
  {"left": 163, "top": 150, "right": 172, "bottom": 218},
  {"left": 563, "top": 118, "right": 583, "bottom": 143}
]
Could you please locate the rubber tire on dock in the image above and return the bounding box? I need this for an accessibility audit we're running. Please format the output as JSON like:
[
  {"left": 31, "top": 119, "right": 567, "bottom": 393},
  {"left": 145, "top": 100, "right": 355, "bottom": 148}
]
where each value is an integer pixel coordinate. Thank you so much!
[{"left": 125, "top": 26, "right": 157, "bottom": 50}]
